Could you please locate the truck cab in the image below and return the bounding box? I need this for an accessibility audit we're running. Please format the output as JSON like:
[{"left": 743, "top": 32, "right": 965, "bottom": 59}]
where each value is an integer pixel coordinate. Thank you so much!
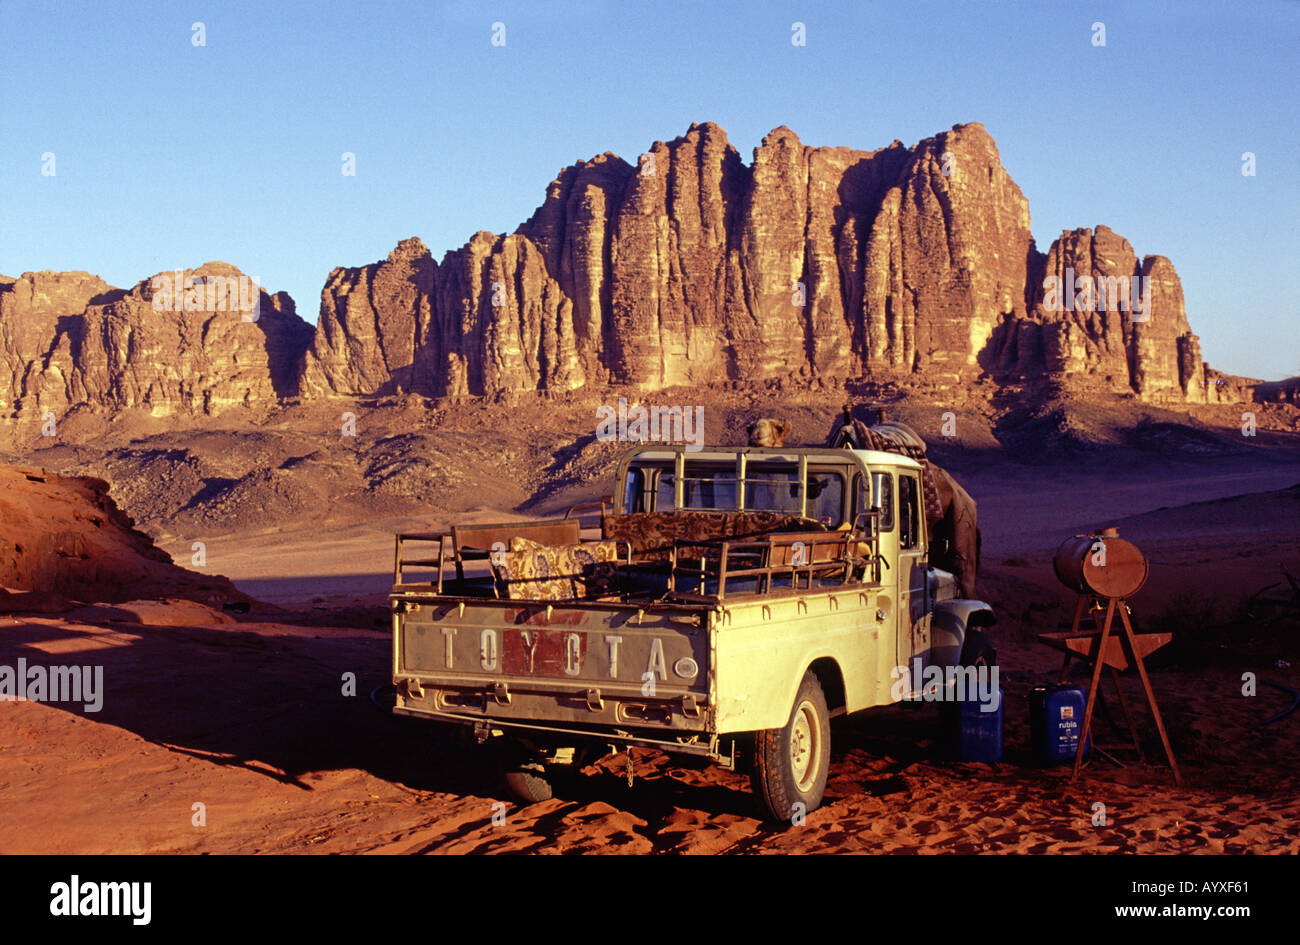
[{"left": 614, "top": 444, "right": 960, "bottom": 678}]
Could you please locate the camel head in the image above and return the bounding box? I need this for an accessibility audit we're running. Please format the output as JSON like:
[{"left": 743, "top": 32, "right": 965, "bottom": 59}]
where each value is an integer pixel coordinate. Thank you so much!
[{"left": 748, "top": 418, "right": 790, "bottom": 448}]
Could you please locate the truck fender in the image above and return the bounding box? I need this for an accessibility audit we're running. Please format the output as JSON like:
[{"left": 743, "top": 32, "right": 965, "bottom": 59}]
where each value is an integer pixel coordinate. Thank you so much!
[
  {"left": 763, "top": 654, "right": 846, "bottom": 736},
  {"left": 929, "top": 600, "right": 996, "bottom": 669}
]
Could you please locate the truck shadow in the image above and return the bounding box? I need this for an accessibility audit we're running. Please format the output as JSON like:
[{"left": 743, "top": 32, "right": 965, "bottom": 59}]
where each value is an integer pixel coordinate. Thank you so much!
[
  {"left": 0, "top": 609, "right": 1116, "bottom": 832},
  {"left": 0, "top": 612, "right": 503, "bottom": 799},
  {"left": 5, "top": 611, "right": 953, "bottom": 831}
]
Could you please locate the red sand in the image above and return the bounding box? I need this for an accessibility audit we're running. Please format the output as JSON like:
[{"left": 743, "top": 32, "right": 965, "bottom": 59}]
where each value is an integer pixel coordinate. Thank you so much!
[{"left": 1, "top": 459, "right": 1297, "bottom": 853}]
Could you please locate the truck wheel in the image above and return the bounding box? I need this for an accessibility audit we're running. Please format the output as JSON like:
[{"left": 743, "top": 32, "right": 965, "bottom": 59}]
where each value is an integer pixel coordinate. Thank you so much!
[
  {"left": 960, "top": 628, "right": 996, "bottom": 669},
  {"left": 750, "top": 671, "right": 831, "bottom": 823},
  {"left": 503, "top": 762, "right": 553, "bottom": 804}
]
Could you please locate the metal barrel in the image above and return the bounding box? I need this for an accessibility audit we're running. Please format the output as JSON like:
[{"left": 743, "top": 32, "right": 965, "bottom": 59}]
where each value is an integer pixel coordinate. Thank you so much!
[{"left": 1053, "top": 527, "right": 1148, "bottom": 599}]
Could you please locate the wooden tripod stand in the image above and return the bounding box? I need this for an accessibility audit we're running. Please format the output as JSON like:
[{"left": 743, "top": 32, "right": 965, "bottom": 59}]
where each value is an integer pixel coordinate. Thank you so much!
[{"left": 1057, "top": 594, "right": 1182, "bottom": 785}]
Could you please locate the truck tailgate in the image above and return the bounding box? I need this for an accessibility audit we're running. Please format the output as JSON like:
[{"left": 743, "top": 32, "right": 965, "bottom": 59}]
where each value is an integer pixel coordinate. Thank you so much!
[{"left": 393, "top": 598, "right": 712, "bottom": 731}]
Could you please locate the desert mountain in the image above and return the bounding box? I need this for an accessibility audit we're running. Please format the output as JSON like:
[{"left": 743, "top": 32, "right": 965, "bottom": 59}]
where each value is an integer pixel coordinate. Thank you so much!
[
  {"left": 0, "top": 122, "right": 1264, "bottom": 420},
  {"left": 0, "top": 263, "right": 310, "bottom": 418},
  {"left": 297, "top": 122, "right": 1251, "bottom": 404}
]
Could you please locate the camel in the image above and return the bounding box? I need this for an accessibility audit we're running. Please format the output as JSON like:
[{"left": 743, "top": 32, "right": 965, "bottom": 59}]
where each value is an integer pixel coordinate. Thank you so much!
[
  {"left": 827, "top": 405, "right": 980, "bottom": 598},
  {"left": 748, "top": 418, "right": 790, "bottom": 447}
]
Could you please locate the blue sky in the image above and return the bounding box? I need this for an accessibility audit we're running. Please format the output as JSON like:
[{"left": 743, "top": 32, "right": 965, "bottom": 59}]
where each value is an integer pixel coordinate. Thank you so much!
[{"left": 2, "top": 0, "right": 1296, "bottom": 380}]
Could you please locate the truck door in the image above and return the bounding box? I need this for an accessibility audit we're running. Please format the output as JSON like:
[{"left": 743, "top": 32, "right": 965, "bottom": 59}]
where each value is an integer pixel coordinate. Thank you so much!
[{"left": 897, "top": 471, "right": 931, "bottom": 673}]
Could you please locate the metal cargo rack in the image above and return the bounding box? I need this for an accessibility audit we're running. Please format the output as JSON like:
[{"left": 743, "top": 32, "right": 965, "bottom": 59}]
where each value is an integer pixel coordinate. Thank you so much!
[{"left": 666, "top": 510, "right": 882, "bottom": 601}]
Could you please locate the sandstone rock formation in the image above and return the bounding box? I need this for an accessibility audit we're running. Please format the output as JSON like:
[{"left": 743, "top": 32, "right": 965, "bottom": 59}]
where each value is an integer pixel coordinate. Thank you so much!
[
  {"left": 0, "top": 270, "right": 110, "bottom": 415},
  {"left": 0, "top": 263, "right": 311, "bottom": 418},
  {"left": 1255, "top": 376, "right": 1300, "bottom": 404},
  {"left": 298, "top": 122, "right": 1238, "bottom": 403},
  {"left": 298, "top": 153, "right": 639, "bottom": 399},
  {"left": 0, "top": 464, "right": 245, "bottom": 605},
  {"left": 981, "top": 224, "right": 1227, "bottom": 402},
  {"left": 0, "top": 123, "right": 1254, "bottom": 415},
  {"left": 297, "top": 238, "right": 437, "bottom": 397}
]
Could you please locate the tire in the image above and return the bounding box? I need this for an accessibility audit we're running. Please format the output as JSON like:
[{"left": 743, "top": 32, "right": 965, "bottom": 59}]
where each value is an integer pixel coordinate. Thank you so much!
[
  {"left": 960, "top": 628, "right": 996, "bottom": 669},
  {"left": 750, "top": 671, "right": 831, "bottom": 823},
  {"left": 503, "top": 762, "right": 553, "bottom": 804}
]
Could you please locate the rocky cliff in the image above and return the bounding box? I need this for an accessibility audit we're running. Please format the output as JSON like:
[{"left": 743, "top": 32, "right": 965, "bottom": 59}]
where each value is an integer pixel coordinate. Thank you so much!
[
  {"left": 297, "top": 121, "right": 1236, "bottom": 403},
  {"left": 0, "top": 123, "right": 1248, "bottom": 417},
  {"left": 981, "top": 223, "right": 1221, "bottom": 402},
  {"left": 0, "top": 263, "right": 311, "bottom": 418}
]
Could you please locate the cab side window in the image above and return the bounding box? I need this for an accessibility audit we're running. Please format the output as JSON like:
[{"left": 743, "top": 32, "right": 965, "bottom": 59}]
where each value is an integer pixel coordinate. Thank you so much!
[
  {"left": 899, "top": 473, "right": 920, "bottom": 550},
  {"left": 870, "top": 472, "right": 894, "bottom": 531}
]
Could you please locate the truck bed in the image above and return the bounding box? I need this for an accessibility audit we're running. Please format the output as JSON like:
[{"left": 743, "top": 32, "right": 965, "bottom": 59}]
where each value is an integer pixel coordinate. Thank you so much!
[{"left": 389, "top": 511, "right": 888, "bottom": 753}]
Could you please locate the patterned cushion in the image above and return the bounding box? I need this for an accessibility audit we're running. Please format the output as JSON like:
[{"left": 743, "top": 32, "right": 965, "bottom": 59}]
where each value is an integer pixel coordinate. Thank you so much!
[
  {"left": 841, "top": 420, "right": 944, "bottom": 524},
  {"left": 495, "top": 537, "right": 621, "bottom": 600},
  {"left": 602, "top": 511, "right": 826, "bottom": 561},
  {"left": 919, "top": 460, "right": 945, "bottom": 524}
]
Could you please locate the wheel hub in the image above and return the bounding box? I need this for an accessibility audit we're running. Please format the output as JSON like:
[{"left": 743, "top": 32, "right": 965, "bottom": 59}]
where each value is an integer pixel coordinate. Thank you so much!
[{"left": 790, "top": 701, "right": 819, "bottom": 791}]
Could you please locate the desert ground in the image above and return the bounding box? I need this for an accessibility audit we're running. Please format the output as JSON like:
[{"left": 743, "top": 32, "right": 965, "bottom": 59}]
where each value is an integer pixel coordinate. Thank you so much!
[{"left": 1, "top": 389, "right": 1298, "bottom": 853}]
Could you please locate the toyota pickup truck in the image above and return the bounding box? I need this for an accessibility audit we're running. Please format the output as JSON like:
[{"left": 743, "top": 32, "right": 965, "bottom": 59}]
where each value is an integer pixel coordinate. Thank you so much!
[{"left": 389, "top": 443, "right": 996, "bottom": 821}]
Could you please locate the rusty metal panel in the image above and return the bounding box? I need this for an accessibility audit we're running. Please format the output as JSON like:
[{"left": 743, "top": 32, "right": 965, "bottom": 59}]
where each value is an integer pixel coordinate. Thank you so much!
[{"left": 401, "top": 605, "right": 702, "bottom": 688}]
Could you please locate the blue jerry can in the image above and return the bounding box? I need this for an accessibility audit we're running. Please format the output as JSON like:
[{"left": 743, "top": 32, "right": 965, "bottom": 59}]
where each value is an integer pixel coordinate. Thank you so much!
[
  {"left": 956, "top": 687, "right": 1004, "bottom": 763},
  {"left": 1031, "top": 685, "right": 1091, "bottom": 764}
]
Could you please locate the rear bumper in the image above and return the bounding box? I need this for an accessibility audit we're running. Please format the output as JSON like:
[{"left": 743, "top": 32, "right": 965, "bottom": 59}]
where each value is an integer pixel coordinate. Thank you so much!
[
  {"left": 395, "top": 677, "right": 713, "bottom": 733},
  {"left": 392, "top": 702, "right": 725, "bottom": 759}
]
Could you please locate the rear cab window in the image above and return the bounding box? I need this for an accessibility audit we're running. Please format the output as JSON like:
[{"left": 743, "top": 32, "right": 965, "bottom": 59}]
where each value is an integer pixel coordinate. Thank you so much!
[
  {"left": 805, "top": 471, "right": 844, "bottom": 526},
  {"left": 681, "top": 460, "right": 740, "bottom": 510},
  {"left": 743, "top": 462, "right": 800, "bottom": 513},
  {"left": 622, "top": 454, "right": 849, "bottom": 525}
]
